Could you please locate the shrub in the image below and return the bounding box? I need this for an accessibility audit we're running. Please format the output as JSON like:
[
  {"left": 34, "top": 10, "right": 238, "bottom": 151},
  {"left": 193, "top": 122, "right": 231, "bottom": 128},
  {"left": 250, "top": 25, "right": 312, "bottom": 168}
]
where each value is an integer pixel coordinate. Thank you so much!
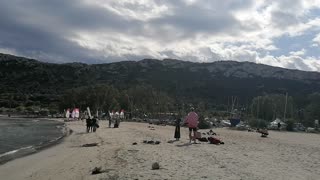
[{"left": 15, "top": 106, "right": 25, "bottom": 112}]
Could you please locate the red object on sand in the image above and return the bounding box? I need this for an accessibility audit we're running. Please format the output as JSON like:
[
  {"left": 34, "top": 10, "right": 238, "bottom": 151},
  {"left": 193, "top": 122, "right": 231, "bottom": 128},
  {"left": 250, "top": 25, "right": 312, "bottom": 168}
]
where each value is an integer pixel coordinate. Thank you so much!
[{"left": 208, "top": 137, "right": 222, "bottom": 144}]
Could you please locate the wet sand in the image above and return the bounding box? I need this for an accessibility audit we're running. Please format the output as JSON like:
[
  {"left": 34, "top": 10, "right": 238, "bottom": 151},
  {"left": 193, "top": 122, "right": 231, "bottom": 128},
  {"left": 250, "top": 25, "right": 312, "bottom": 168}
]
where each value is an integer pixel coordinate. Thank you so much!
[{"left": 0, "top": 121, "right": 319, "bottom": 180}]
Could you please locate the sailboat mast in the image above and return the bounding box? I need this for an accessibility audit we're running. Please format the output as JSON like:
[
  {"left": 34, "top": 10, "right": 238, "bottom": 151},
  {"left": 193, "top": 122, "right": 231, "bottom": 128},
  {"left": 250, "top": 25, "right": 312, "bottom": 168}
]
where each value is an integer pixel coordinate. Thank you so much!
[{"left": 283, "top": 92, "right": 288, "bottom": 121}]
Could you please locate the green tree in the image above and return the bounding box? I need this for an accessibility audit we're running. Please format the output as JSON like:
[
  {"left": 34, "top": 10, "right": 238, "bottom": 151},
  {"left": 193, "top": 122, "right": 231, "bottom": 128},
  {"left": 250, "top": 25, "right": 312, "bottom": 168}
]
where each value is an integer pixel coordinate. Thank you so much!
[{"left": 304, "top": 93, "right": 320, "bottom": 126}]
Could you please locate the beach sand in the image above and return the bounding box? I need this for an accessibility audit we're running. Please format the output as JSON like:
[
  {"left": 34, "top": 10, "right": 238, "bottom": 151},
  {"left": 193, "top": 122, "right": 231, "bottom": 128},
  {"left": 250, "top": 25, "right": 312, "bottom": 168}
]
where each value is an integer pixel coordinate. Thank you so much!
[{"left": 0, "top": 121, "right": 320, "bottom": 180}]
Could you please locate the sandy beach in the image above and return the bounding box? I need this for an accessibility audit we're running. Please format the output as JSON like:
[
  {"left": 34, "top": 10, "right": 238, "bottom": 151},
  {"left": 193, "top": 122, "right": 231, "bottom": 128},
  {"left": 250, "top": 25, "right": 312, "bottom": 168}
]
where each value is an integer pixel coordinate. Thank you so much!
[{"left": 0, "top": 121, "right": 320, "bottom": 180}]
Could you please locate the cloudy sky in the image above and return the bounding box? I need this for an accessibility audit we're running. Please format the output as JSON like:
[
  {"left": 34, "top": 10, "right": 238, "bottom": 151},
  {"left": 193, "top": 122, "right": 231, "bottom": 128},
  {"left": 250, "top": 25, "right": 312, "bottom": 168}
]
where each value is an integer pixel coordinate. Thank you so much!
[{"left": 1, "top": 0, "right": 320, "bottom": 71}]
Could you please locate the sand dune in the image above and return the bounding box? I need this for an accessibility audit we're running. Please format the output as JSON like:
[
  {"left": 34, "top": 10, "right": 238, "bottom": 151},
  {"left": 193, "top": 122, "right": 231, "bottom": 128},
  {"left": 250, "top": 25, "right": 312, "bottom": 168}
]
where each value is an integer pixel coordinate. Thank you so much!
[{"left": 0, "top": 121, "right": 320, "bottom": 180}]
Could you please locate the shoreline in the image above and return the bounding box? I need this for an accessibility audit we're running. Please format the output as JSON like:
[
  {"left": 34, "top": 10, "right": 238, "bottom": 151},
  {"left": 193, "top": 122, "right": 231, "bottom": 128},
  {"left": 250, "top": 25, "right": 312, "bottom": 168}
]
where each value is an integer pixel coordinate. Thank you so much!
[{"left": 0, "top": 119, "right": 71, "bottom": 165}]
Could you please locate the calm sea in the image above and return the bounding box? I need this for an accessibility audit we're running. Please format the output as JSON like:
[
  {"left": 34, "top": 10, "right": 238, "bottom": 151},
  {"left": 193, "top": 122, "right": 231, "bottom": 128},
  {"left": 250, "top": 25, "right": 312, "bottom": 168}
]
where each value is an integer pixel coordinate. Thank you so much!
[{"left": 0, "top": 116, "right": 65, "bottom": 163}]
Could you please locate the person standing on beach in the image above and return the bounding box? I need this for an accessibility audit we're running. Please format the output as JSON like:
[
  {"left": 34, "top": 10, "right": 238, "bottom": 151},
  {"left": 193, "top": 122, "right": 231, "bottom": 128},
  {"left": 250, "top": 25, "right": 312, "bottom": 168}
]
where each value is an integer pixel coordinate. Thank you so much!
[
  {"left": 86, "top": 117, "right": 92, "bottom": 133},
  {"left": 184, "top": 107, "right": 199, "bottom": 144},
  {"left": 174, "top": 117, "right": 181, "bottom": 141},
  {"left": 278, "top": 122, "right": 281, "bottom": 131},
  {"left": 92, "top": 116, "right": 99, "bottom": 132},
  {"left": 107, "top": 111, "right": 112, "bottom": 128}
]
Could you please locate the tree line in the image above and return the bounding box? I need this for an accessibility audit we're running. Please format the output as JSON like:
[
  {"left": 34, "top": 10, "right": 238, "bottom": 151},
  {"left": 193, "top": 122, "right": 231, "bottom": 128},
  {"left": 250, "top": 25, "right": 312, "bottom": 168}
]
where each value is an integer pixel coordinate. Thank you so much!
[{"left": 1, "top": 84, "right": 320, "bottom": 128}]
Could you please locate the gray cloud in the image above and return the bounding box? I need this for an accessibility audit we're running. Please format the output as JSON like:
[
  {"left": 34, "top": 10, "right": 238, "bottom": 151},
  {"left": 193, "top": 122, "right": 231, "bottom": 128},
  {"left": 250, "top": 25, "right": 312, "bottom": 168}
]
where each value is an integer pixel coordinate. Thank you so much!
[
  {"left": 0, "top": 0, "right": 319, "bottom": 71},
  {"left": 1, "top": 0, "right": 246, "bottom": 62},
  {"left": 0, "top": 0, "right": 143, "bottom": 63},
  {"left": 271, "top": 11, "right": 300, "bottom": 28}
]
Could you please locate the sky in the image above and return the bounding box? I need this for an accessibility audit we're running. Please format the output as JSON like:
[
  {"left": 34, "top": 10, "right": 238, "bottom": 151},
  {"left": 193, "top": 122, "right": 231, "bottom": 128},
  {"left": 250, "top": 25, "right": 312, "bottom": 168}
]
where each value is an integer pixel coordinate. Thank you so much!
[{"left": 1, "top": 0, "right": 320, "bottom": 71}]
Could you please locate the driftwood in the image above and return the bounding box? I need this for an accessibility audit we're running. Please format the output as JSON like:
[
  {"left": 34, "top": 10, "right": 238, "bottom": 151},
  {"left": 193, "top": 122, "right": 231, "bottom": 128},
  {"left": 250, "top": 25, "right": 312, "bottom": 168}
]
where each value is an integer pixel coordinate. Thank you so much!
[{"left": 82, "top": 143, "right": 98, "bottom": 147}]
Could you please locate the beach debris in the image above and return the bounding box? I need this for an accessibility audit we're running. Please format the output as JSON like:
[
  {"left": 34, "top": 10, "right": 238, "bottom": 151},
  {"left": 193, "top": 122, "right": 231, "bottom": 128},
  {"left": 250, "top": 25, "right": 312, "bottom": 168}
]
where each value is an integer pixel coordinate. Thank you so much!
[
  {"left": 257, "top": 129, "right": 269, "bottom": 137},
  {"left": 132, "top": 142, "right": 137, "bottom": 145},
  {"left": 91, "top": 167, "right": 104, "bottom": 175},
  {"left": 143, "top": 140, "right": 161, "bottom": 145},
  {"left": 152, "top": 162, "right": 160, "bottom": 170},
  {"left": 128, "top": 149, "right": 139, "bottom": 152},
  {"left": 82, "top": 143, "right": 98, "bottom": 147},
  {"left": 261, "top": 134, "right": 268, "bottom": 138}
]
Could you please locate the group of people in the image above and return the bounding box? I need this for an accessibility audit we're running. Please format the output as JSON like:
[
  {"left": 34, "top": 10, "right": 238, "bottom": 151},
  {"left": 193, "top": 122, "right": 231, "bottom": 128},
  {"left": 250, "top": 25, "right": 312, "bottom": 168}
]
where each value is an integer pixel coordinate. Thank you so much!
[
  {"left": 108, "top": 110, "right": 124, "bottom": 128},
  {"left": 84, "top": 107, "right": 212, "bottom": 144},
  {"left": 86, "top": 116, "right": 99, "bottom": 132},
  {"left": 86, "top": 112, "right": 122, "bottom": 132}
]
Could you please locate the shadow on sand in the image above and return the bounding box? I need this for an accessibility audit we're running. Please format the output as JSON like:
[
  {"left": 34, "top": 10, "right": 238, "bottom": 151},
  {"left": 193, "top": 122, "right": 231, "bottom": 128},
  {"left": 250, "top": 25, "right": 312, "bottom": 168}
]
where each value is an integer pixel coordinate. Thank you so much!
[{"left": 176, "top": 143, "right": 192, "bottom": 147}]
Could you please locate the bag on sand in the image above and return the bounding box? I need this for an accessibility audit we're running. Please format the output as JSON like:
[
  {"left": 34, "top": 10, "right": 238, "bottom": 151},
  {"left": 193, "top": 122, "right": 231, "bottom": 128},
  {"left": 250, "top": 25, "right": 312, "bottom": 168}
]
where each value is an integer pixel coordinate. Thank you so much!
[{"left": 192, "top": 132, "right": 202, "bottom": 139}]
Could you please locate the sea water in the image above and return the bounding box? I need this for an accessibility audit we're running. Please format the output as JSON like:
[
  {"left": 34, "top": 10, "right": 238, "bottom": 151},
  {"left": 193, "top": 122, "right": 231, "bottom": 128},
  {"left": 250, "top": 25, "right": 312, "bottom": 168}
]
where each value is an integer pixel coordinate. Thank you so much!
[{"left": 0, "top": 116, "right": 64, "bottom": 163}]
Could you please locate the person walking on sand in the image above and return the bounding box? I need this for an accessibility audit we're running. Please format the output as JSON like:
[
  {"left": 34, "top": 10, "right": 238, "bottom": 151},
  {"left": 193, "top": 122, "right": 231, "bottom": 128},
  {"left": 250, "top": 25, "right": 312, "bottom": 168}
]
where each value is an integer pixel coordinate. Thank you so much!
[
  {"left": 184, "top": 107, "right": 199, "bottom": 144},
  {"left": 92, "top": 116, "right": 100, "bottom": 132},
  {"left": 174, "top": 117, "right": 181, "bottom": 141}
]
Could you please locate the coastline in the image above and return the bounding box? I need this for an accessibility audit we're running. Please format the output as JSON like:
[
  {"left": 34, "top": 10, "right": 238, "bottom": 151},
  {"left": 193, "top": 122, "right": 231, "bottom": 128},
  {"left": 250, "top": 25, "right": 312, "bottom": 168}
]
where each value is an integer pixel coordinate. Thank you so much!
[{"left": 0, "top": 118, "right": 71, "bottom": 165}]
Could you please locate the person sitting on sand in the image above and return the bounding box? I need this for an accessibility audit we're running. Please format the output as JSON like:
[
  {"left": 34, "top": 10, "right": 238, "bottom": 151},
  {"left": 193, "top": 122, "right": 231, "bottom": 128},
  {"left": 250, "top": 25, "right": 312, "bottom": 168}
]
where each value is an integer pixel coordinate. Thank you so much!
[{"left": 184, "top": 107, "right": 199, "bottom": 144}]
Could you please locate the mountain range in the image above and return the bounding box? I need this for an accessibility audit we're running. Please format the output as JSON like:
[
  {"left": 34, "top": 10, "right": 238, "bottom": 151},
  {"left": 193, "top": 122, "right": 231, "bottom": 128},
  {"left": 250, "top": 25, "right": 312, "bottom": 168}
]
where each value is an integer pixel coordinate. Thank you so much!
[{"left": 1, "top": 53, "right": 319, "bottom": 109}]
